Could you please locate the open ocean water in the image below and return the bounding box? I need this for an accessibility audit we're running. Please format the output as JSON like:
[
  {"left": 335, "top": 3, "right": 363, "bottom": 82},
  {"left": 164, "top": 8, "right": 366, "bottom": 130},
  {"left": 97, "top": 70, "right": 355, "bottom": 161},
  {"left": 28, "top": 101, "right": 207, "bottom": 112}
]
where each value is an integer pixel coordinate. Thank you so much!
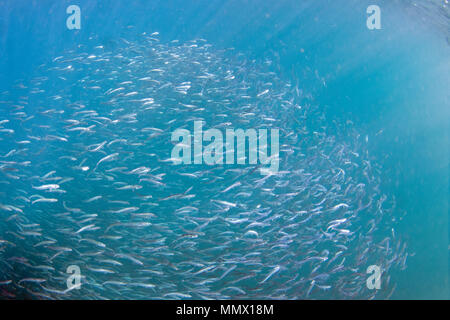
[{"left": 0, "top": 0, "right": 448, "bottom": 300}]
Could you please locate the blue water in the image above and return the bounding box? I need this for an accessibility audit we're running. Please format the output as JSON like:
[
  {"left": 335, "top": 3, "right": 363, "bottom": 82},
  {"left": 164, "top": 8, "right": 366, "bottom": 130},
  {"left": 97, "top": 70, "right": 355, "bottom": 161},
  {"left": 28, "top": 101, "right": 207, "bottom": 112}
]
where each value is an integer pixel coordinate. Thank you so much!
[{"left": 0, "top": 0, "right": 448, "bottom": 299}]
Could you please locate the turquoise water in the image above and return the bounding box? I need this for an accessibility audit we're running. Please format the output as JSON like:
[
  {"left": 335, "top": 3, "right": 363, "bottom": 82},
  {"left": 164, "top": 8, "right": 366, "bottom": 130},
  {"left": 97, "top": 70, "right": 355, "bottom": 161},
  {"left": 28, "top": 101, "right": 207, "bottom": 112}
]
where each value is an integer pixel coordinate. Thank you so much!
[{"left": 0, "top": 0, "right": 448, "bottom": 299}]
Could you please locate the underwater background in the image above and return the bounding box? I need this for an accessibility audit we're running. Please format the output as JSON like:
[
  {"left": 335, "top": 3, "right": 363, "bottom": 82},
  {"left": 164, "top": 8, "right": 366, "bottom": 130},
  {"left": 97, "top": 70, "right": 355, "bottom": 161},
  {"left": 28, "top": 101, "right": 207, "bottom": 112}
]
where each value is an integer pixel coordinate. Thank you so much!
[{"left": 0, "top": 0, "right": 448, "bottom": 299}]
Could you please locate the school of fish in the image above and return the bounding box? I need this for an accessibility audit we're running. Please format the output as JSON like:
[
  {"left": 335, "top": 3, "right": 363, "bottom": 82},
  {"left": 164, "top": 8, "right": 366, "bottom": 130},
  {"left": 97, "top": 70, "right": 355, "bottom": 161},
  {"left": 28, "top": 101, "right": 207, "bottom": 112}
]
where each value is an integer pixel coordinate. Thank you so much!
[{"left": 0, "top": 33, "right": 408, "bottom": 299}]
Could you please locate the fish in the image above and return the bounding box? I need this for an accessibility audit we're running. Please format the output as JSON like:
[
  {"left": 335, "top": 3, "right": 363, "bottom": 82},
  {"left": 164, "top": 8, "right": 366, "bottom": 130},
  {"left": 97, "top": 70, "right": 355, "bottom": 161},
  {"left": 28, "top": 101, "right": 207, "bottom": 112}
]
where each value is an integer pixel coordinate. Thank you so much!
[
  {"left": 32, "top": 184, "right": 60, "bottom": 191},
  {"left": 31, "top": 198, "right": 58, "bottom": 205},
  {"left": 260, "top": 266, "right": 281, "bottom": 283}
]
